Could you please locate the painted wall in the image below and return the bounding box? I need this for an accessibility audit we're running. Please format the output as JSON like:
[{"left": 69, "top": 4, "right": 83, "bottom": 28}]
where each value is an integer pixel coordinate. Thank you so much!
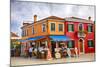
[
  {"left": 48, "top": 20, "right": 65, "bottom": 35},
  {"left": 65, "top": 21, "right": 95, "bottom": 53},
  {"left": 22, "top": 19, "right": 65, "bottom": 40},
  {"left": 22, "top": 21, "right": 49, "bottom": 39}
]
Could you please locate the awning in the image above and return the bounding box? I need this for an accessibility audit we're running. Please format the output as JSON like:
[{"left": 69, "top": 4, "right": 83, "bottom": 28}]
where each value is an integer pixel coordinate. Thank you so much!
[
  {"left": 18, "top": 40, "right": 27, "bottom": 42},
  {"left": 49, "top": 35, "right": 70, "bottom": 41},
  {"left": 27, "top": 36, "right": 45, "bottom": 41}
]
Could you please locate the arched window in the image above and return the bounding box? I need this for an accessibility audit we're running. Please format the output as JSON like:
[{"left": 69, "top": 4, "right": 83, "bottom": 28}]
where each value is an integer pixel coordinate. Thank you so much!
[{"left": 79, "top": 23, "right": 83, "bottom": 31}]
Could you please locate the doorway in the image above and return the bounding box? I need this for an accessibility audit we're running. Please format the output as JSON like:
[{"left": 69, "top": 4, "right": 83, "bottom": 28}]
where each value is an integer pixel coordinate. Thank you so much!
[
  {"left": 79, "top": 39, "right": 84, "bottom": 54},
  {"left": 51, "top": 41, "right": 56, "bottom": 57}
]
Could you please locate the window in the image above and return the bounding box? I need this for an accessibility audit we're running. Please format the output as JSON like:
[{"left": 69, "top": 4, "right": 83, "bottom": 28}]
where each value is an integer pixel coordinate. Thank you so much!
[
  {"left": 88, "top": 24, "right": 93, "bottom": 32},
  {"left": 42, "top": 24, "right": 46, "bottom": 32},
  {"left": 22, "top": 29, "right": 26, "bottom": 36},
  {"left": 59, "top": 24, "right": 63, "bottom": 31},
  {"left": 79, "top": 24, "right": 83, "bottom": 31},
  {"left": 32, "top": 26, "right": 34, "bottom": 34},
  {"left": 88, "top": 40, "right": 94, "bottom": 47},
  {"left": 22, "top": 30, "right": 24, "bottom": 37},
  {"left": 25, "top": 30, "right": 27, "bottom": 36},
  {"left": 67, "top": 40, "right": 75, "bottom": 48},
  {"left": 51, "top": 23, "right": 55, "bottom": 31},
  {"left": 26, "top": 30, "right": 28, "bottom": 36},
  {"left": 68, "top": 24, "right": 74, "bottom": 32}
]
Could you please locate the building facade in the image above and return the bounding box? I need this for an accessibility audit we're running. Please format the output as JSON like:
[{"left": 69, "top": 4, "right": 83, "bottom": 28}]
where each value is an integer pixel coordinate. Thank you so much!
[
  {"left": 21, "top": 15, "right": 68, "bottom": 58},
  {"left": 21, "top": 15, "right": 95, "bottom": 58},
  {"left": 65, "top": 17, "right": 95, "bottom": 54}
]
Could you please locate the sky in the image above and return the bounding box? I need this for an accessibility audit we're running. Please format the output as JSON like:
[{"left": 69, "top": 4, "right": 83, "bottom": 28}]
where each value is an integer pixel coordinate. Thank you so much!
[{"left": 11, "top": 0, "right": 95, "bottom": 36}]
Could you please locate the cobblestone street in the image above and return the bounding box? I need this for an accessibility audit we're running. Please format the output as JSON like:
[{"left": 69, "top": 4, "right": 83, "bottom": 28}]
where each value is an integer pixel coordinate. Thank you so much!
[{"left": 11, "top": 53, "right": 95, "bottom": 66}]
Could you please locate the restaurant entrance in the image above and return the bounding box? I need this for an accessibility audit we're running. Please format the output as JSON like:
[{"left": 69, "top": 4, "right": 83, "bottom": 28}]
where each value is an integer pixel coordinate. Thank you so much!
[{"left": 51, "top": 41, "right": 56, "bottom": 58}]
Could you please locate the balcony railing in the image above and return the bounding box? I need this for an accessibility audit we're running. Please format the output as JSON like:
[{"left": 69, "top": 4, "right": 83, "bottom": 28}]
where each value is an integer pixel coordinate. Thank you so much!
[{"left": 77, "top": 30, "right": 87, "bottom": 38}]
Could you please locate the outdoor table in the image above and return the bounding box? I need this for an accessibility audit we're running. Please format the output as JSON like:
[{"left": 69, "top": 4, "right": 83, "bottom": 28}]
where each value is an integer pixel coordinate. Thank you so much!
[
  {"left": 62, "top": 50, "right": 67, "bottom": 58},
  {"left": 70, "top": 49, "right": 76, "bottom": 57},
  {"left": 40, "top": 50, "right": 47, "bottom": 59}
]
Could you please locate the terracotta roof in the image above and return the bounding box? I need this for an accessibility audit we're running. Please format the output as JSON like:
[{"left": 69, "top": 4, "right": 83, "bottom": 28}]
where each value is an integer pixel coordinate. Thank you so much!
[
  {"left": 65, "top": 17, "right": 94, "bottom": 23},
  {"left": 11, "top": 32, "right": 19, "bottom": 37},
  {"left": 36, "top": 16, "right": 65, "bottom": 22},
  {"left": 21, "top": 16, "right": 65, "bottom": 28}
]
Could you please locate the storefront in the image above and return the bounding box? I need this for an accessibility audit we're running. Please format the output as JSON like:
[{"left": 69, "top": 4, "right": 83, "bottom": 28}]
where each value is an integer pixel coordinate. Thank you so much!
[
  {"left": 11, "top": 39, "right": 21, "bottom": 57},
  {"left": 26, "top": 35, "right": 70, "bottom": 59}
]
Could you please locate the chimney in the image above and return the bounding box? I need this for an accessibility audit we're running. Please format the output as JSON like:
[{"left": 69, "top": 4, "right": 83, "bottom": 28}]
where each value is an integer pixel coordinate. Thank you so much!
[
  {"left": 23, "top": 23, "right": 30, "bottom": 26},
  {"left": 34, "top": 15, "right": 37, "bottom": 23},
  {"left": 88, "top": 16, "right": 91, "bottom": 20}
]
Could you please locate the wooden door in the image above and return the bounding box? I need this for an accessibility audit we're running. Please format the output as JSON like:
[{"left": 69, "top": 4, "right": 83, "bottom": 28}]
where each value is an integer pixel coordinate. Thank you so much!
[{"left": 79, "top": 39, "right": 84, "bottom": 53}]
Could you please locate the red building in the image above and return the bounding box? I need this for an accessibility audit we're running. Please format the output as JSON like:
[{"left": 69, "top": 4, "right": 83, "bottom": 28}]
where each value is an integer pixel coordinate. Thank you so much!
[{"left": 65, "top": 17, "right": 95, "bottom": 54}]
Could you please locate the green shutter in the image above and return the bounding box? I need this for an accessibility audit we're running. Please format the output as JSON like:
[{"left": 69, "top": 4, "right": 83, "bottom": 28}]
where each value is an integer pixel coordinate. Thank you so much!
[
  {"left": 72, "top": 25, "right": 74, "bottom": 31},
  {"left": 69, "top": 41, "right": 72, "bottom": 48},
  {"left": 88, "top": 25, "right": 92, "bottom": 32},
  {"left": 88, "top": 40, "right": 94, "bottom": 47},
  {"left": 88, "top": 26, "right": 91, "bottom": 32},
  {"left": 68, "top": 24, "right": 74, "bottom": 32},
  {"left": 68, "top": 24, "right": 71, "bottom": 31}
]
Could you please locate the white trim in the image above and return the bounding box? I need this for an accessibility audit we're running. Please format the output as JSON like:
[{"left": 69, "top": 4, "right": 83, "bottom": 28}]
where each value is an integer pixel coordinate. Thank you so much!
[
  {"left": 58, "top": 24, "right": 64, "bottom": 32},
  {"left": 67, "top": 39, "right": 75, "bottom": 48},
  {"left": 42, "top": 23, "right": 46, "bottom": 32},
  {"left": 88, "top": 24, "right": 93, "bottom": 33},
  {"left": 87, "top": 39, "right": 94, "bottom": 48},
  {"left": 78, "top": 23, "right": 84, "bottom": 31},
  {"left": 11, "top": 37, "right": 21, "bottom": 39},
  {"left": 67, "top": 23, "right": 74, "bottom": 32},
  {"left": 32, "top": 26, "right": 34, "bottom": 34}
]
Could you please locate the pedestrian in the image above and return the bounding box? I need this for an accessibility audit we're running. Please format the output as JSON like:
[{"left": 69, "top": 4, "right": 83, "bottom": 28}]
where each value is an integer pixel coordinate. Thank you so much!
[
  {"left": 75, "top": 47, "right": 79, "bottom": 58},
  {"left": 29, "top": 46, "right": 33, "bottom": 58},
  {"left": 67, "top": 48, "right": 71, "bottom": 58}
]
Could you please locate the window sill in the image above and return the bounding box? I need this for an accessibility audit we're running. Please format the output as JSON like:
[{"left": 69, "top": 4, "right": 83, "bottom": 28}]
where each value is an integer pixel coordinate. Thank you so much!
[
  {"left": 88, "top": 47, "right": 94, "bottom": 48},
  {"left": 88, "top": 32, "right": 93, "bottom": 33},
  {"left": 68, "top": 31, "right": 74, "bottom": 32}
]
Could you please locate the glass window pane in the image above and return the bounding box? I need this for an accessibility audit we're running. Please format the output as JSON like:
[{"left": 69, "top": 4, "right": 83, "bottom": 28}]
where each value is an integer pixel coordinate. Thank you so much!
[
  {"left": 59, "top": 24, "right": 63, "bottom": 31},
  {"left": 68, "top": 24, "right": 74, "bottom": 32},
  {"left": 88, "top": 24, "right": 93, "bottom": 32},
  {"left": 51, "top": 23, "right": 55, "bottom": 31},
  {"left": 88, "top": 40, "right": 94, "bottom": 47},
  {"left": 67, "top": 40, "right": 74, "bottom": 48}
]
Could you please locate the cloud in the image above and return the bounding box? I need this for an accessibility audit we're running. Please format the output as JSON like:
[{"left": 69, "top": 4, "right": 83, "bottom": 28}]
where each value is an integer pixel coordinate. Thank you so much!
[{"left": 11, "top": 1, "right": 95, "bottom": 36}]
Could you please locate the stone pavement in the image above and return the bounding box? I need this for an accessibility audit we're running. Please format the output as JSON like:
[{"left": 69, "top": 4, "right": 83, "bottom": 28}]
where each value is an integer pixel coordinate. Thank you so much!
[{"left": 11, "top": 53, "right": 95, "bottom": 66}]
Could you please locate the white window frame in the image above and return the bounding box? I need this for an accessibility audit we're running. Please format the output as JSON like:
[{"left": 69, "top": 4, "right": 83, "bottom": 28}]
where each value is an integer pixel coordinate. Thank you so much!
[
  {"left": 58, "top": 24, "right": 64, "bottom": 32},
  {"left": 67, "top": 23, "right": 74, "bottom": 32},
  {"left": 88, "top": 24, "right": 93, "bottom": 33},
  {"left": 50, "top": 22, "right": 56, "bottom": 32},
  {"left": 42, "top": 23, "right": 46, "bottom": 32},
  {"left": 67, "top": 39, "right": 75, "bottom": 49},
  {"left": 78, "top": 38, "right": 85, "bottom": 54},
  {"left": 87, "top": 39, "right": 94, "bottom": 48},
  {"left": 32, "top": 26, "right": 34, "bottom": 34},
  {"left": 22, "top": 29, "right": 25, "bottom": 36},
  {"left": 78, "top": 23, "right": 84, "bottom": 31}
]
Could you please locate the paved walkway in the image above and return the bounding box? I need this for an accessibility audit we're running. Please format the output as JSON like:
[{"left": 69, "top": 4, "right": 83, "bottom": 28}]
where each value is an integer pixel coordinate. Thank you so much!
[{"left": 11, "top": 53, "right": 95, "bottom": 66}]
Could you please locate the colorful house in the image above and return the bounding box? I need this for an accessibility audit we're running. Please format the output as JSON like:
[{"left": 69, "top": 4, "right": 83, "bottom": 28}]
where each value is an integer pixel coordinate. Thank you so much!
[
  {"left": 21, "top": 15, "right": 69, "bottom": 58},
  {"left": 65, "top": 17, "right": 95, "bottom": 54},
  {"left": 21, "top": 15, "right": 95, "bottom": 58}
]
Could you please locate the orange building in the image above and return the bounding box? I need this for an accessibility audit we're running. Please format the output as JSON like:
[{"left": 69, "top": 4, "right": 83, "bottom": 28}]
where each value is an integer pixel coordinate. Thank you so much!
[
  {"left": 21, "top": 15, "right": 69, "bottom": 58},
  {"left": 21, "top": 15, "right": 65, "bottom": 39}
]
